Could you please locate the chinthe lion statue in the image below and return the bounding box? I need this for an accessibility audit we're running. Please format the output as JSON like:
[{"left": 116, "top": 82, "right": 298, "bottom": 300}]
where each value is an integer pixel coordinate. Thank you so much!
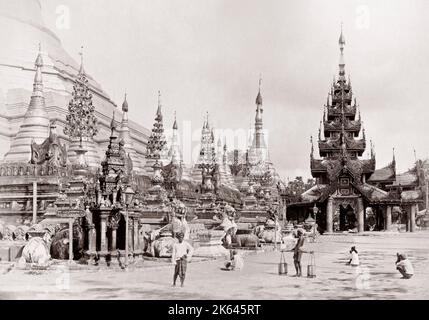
[
  {"left": 19, "top": 232, "right": 53, "bottom": 266},
  {"left": 232, "top": 233, "right": 260, "bottom": 248}
]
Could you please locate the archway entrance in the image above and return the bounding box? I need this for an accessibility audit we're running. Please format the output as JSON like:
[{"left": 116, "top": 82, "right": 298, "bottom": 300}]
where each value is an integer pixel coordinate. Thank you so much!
[{"left": 339, "top": 204, "right": 357, "bottom": 231}]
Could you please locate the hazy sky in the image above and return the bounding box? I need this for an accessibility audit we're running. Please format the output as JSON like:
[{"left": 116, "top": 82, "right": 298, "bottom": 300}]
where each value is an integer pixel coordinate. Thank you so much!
[{"left": 41, "top": 0, "right": 429, "bottom": 180}]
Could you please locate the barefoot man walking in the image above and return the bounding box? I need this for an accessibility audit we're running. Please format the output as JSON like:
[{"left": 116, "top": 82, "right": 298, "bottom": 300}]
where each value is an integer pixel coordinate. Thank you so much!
[
  {"left": 292, "top": 229, "right": 305, "bottom": 277},
  {"left": 172, "top": 232, "right": 194, "bottom": 287}
]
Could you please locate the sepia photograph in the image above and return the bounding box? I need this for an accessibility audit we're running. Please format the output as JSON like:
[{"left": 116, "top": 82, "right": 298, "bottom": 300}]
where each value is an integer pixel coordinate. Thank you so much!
[{"left": 0, "top": 0, "right": 428, "bottom": 308}]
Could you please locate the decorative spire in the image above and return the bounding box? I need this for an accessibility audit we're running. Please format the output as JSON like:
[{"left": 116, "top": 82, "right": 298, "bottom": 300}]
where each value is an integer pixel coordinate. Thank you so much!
[
  {"left": 78, "top": 46, "right": 85, "bottom": 75},
  {"left": 310, "top": 136, "right": 314, "bottom": 159},
  {"left": 256, "top": 75, "right": 263, "bottom": 106},
  {"left": 338, "top": 23, "right": 346, "bottom": 80},
  {"left": 392, "top": 147, "right": 396, "bottom": 166},
  {"left": 168, "top": 111, "right": 182, "bottom": 165},
  {"left": 110, "top": 110, "right": 117, "bottom": 138},
  {"left": 222, "top": 137, "right": 228, "bottom": 165},
  {"left": 146, "top": 91, "right": 167, "bottom": 160},
  {"left": 157, "top": 90, "right": 162, "bottom": 118},
  {"left": 33, "top": 42, "right": 44, "bottom": 97},
  {"left": 173, "top": 111, "right": 178, "bottom": 130},
  {"left": 318, "top": 121, "right": 322, "bottom": 140},
  {"left": 64, "top": 47, "right": 98, "bottom": 140},
  {"left": 122, "top": 93, "right": 128, "bottom": 112}
]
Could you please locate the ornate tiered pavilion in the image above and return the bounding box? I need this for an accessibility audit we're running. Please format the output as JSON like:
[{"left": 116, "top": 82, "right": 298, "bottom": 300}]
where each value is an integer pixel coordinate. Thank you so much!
[{"left": 287, "top": 29, "right": 422, "bottom": 233}]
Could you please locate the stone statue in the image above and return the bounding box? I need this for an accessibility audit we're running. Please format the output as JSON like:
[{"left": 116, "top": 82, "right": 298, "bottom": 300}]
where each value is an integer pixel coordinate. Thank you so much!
[
  {"left": 85, "top": 206, "right": 93, "bottom": 226},
  {"left": 19, "top": 231, "right": 53, "bottom": 266},
  {"left": 170, "top": 199, "right": 190, "bottom": 240}
]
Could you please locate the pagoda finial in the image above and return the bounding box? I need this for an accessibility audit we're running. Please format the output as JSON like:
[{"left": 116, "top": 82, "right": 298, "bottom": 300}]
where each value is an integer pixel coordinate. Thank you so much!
[
  {"left": 157, "top": 90, "right": 162, "bottom": 115},
  {"left": 413, "top": 148, "right": 417, "bottom": 162},
  {"left": 205, "top": 111, "right": 210, "bottom": 129},
  {"left": 33, "top": 43, "right": 44, "bottom": 96},
  {"left": 310, "top": 136, "right": 314, "bottom": 158},
  {"left": 110, "top": 110, "right": 116, "bottom": 131},
  {"left": 78, "top": 46, "right": 85, "bottom": 75},
  {"left": 318, "top": 121, "right": 322, "bottom": 140},
  {"left": 173, "top": 111, "right": 178, "bottom": 130},
  {"left": 256, "top": 75, "right": 263, "bottom": 105},
  {"left": 392, "top": 147, "right": 396, "bottom": 165},
  {"left": 122, "top": 93, "right": 128, "bottom": 112},
  {"left": 338, "top": 23, "right": 346, "bottom": 80}
]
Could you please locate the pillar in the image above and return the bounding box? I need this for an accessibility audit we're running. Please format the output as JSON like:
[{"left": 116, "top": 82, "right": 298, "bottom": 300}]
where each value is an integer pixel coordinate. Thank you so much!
[
  {"left": 425, "top": 179, "right": 429, "bottom": 214},
  {"left": 357, "top": 197, "right": 364, "bottom": 233},
  {"left": 125, "top": 209, "right": 129, "bottom": 266},
  {"left": 326, "top": 197, "right": 333, "bottom": 233},
  {"left": 69, "top": 218, "right": 73, "bottom": 262},
  {"left": 410, "top": 204, "right": 417, "bottom": 232},
  {"left": 385, "top": 206, "right": 392, "bottom": 231},
  {"left": 100, "top": 214, "right": 108, "bottom": 252},
  {"left": 133, "top": 218, "right": 139, "bottom": 253},
  {"left": 87, "top": 224, "right": 96, "bottom": 252},
  {"left": 110, "top": 225, "right": 118, "bottom": 251},
  {"left": 32, "top": 181, "right": 37, "bottom": 224}
]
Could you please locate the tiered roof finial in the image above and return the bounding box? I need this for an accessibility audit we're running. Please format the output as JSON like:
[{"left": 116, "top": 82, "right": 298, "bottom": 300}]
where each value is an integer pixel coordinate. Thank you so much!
[
  {"left": 79, "top": 46, "right": 85, "bottom": 75},
  {"left": 122, "top": 93, "right": 128, "bottom": 112},
  {"left": 110, "top": 110, "right": 116, "bottom": 132},
  {"left": 392, "top": 147, "right": 396, "bottom": 165},
  {"left": 338, "top": 23, "right": 346, "bottom": 80},
  {"left": 173, "top": 111, "right": 178, "bottom": 130},
  {"left": 256, "top": 75, "right": 263, "bottom": 106},
  {"left": 310, "top": 136, "right": 314, "bottom": 159},
  {"left": 157, "top": 90, "right": 162, "bottom": 117}
]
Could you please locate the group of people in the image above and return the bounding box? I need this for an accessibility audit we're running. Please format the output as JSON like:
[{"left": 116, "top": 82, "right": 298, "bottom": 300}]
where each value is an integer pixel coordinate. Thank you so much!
[
  {"left": 170, "top": 226, "right": 415, "bottom": 288},
  {"left": 170, "top": 232, "right": 245, "bottom": 287},
  {"left": 346, "top": 246, "right": 414, "bottom": 279}
]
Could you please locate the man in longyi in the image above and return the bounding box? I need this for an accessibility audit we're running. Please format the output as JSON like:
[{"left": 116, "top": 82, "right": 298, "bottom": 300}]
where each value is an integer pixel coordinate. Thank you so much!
[{"left": 171, "top": 232, "right": 194, "bottom": 287}]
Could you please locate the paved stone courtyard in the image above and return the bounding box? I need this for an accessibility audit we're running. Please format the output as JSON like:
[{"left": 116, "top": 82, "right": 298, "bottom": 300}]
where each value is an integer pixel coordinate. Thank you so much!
[{"left": 1, "top": 231, "right": 429, "bottom": 300}]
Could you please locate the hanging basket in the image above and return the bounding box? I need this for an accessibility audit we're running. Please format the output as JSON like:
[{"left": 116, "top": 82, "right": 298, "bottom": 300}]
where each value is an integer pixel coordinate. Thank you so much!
[
  {"left": 278, "top": 251, "right": 288, "bottom": 275},
  {"left": 307, "top": 252, "right": 316, "bottom": 278}
]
